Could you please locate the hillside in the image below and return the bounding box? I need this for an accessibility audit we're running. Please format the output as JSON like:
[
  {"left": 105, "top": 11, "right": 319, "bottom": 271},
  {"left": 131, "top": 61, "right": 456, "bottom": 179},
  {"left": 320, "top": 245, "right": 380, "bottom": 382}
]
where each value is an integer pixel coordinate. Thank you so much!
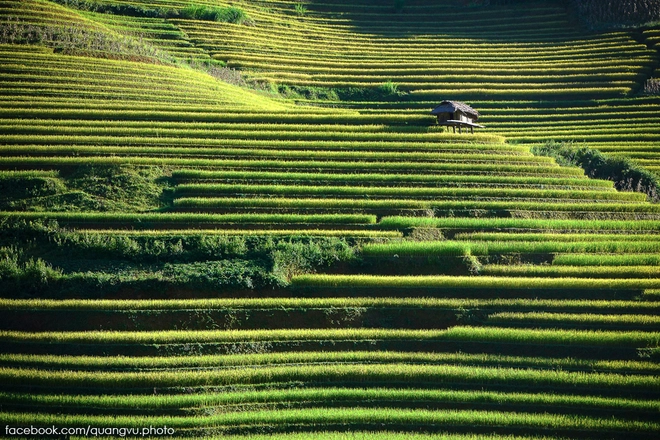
[{"left": 1, "top": 1, "right": 660, "bottom": 439}]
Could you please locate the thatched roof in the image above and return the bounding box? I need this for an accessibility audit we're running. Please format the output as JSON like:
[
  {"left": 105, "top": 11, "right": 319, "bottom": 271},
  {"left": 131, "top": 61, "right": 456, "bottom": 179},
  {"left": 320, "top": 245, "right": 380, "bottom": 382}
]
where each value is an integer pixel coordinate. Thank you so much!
[{"left": 431, "top": 101, "right": 479, "bottom": 118}]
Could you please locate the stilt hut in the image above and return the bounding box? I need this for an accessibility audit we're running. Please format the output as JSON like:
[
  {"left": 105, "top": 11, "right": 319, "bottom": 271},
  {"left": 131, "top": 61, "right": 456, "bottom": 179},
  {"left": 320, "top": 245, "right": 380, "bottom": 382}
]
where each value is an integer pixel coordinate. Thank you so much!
[{"left": 431, "top": 100, "right": 484, "bottom": 134}]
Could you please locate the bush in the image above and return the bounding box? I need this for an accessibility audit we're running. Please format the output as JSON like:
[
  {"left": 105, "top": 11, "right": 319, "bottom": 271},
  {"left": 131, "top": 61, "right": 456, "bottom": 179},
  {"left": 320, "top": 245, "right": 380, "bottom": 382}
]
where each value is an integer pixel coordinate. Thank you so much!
[
  {"left": 643, "top": 78, "right": 660, "bottom": 96},
  {"left": 379, "top": 80, "right": 400, "bottom": 96},
  {"left": 203, "top": 65, "right": 247, "bottom": 88},
  {"left": 0, "top": 18, "right": 171, "bottom": 63},
  {"left": 273, "top": 84, "right": 339, "bottom": 101},
  {"left": 271, "top": 238, "right": 355, "bottom": 281},
  {"left": 566, "top": 0, "right": 660, "bottom": 28},
  {"left": 434, "top": 1, "right": 659, "bottom": 27},
  {"left": 0, "top": 218, "right": 361, "bottom": 293},
  {"left": 180, "top": 5, "right": 251, "bottom": 24},
  {"left": 161, "top": 260, "right": 281, "bottom": 289},
  {"left": 0, "top": 175, "right": 65, "bottom": 208},
  {"left": 294, "top": 3, "right": 308, "bottom": 16},
  {"left": 334, "top": 84, "right": 407, "bottom": 102},
  {"left": 51, "top": 0, "right": 171, "bottom": 18},
  {"left": 0, "top": 246, "right": 62, "bottom": 293},
  {"left": 532, "top": 141, "right": 659, "bottom": 202}
]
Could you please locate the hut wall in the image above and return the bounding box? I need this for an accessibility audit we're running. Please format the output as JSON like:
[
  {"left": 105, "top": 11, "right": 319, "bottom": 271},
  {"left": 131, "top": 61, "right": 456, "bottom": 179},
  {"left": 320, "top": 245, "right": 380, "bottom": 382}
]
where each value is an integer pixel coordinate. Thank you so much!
[{"left": 455, "top": 110, "right": 472, "bottom": 123}]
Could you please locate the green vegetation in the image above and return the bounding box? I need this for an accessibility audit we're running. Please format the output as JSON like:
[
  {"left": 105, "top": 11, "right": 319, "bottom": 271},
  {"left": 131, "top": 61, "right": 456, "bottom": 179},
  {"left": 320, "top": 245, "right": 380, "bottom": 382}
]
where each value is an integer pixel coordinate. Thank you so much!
[
  {"left": 4, "top": 326, "right": 659, "bottom": 347},
  {"left": 3, "top": 387, "right": 658, "bottom": 416},
  {"left": 553, "top": 254, "right": 660, "bottom": 266},
  {"left": 566, "top": 0, "right": 660, "bottom": 28},
  {"left": 171, "top": 169, "right": 612, "bottom": 187},
  {"left": 455, "top": 233, "right": 660, "bottom": 242},
  {"left": 2, "top": 297, "right": 658, "bottom": 314},
  {"left": 486, "top": 312, "right": 660, "bottom": 327},
  {"left": 4, "top": 349, "right": 660, "bottom": 374},
  {"left": 482, "top": 265, "right": 660, "bottom": 278},
  {"left": 363, "top": 240, "right": 660, "bottom": 257},
  {"left": 0, "top": 246, "right": 62, "bottom": 292},
  {"left": 292, "top": 274, "right": 660, "bottom": 290},
  {"left": 2, "top": 0, "right": 660, "bottom": 438},
  {"left": 378, "top": 217, "right": 660, "bottom": 231},
  {"left": 0, "top": 221, "right": 360, "bottom": 293},
  {"left": 180, "top": 5, "right": 251, "bottom": 25},
  {"left": 294, "top": 3, "right": 308, "bottom": 17},
  {"left": 532, "top": 141, "right": 659, "bottom": 201},
  {"left": 0, "top": 212, "right": 376, "bottom": 226}
]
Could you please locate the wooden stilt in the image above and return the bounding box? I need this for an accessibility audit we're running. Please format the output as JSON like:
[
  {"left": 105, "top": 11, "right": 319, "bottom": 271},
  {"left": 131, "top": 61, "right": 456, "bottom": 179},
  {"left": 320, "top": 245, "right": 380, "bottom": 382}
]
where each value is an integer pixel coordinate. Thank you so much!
[{"left": 431, "top": 103, "right": 484, "bottom": 136}]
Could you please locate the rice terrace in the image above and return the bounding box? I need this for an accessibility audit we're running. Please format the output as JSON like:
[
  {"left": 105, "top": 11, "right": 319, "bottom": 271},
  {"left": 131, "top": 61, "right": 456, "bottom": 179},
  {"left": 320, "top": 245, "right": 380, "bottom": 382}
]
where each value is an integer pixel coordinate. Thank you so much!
[{"left": 2, "top": 0, "right": 660, "bottom": 439}]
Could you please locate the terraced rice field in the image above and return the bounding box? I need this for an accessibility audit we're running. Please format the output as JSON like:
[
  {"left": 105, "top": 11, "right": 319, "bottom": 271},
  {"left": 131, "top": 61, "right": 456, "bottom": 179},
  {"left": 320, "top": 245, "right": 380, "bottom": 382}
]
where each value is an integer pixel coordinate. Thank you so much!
[
  {"left": 172, "top": 0, "right": 660, "bottom": 172},
  {"left": 1, "top": 0, "right": 659, "bottom": 439}
]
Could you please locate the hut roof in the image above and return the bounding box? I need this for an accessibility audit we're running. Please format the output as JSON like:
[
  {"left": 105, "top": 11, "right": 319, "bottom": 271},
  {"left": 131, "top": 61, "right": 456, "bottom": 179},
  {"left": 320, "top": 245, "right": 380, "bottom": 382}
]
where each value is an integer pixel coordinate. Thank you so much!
[{"left": 431, "top": 101, "right": 479, "bottom": 118}]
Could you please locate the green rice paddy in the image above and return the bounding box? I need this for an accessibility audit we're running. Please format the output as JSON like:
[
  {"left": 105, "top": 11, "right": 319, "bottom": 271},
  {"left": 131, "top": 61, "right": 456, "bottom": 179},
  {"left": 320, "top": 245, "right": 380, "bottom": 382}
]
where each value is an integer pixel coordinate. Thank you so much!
[{"left": 1, "top": 0, "right": 660, "bottom": 438}]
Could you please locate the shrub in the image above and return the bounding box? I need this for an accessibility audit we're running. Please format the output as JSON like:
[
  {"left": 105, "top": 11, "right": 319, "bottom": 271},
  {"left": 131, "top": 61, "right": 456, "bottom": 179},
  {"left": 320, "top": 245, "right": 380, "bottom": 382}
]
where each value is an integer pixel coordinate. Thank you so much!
[
  {"left": 294, "top": 3, "right": 308, "bottom": 16},
  {"left": 643, "top": 78, "right": 660, "bottom": 96},
  {"left": 220, "top": 7, "right": 251, "bottom": 24},
  {"left": 566, "top": 0, "right": 660, "bottom": 28},
  {"left": 50, "top": 0, "right": 171, "bottom": 18},
  {"left": 0, "top": 246, "right": 62, "bottom": 292},
  {"left": 204, "top": 65, "right": 247, "bottom": 87},
  {"left": 180, "top": 5, "right": 251, "bottom": 24},
  {"left": 532, "top": 141, "right": 659, "bottom": 202},
  {"left": 380, "top": 80, "right": 400, "bottom": 96},
  {"left": 0, "top": 18, "right": 171, "bottom": 63},
  {"left": 274, "top": 84, "right": 339, "bottom": 101},
  {"left": 463, "top": 251, "right": 483, "bottom": 275},
  {"left": 161, "top": 259, "right": 279, "bottom": 290},
  {"left": 271, "top": 238, "right": 355, "bottom": 281}
]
